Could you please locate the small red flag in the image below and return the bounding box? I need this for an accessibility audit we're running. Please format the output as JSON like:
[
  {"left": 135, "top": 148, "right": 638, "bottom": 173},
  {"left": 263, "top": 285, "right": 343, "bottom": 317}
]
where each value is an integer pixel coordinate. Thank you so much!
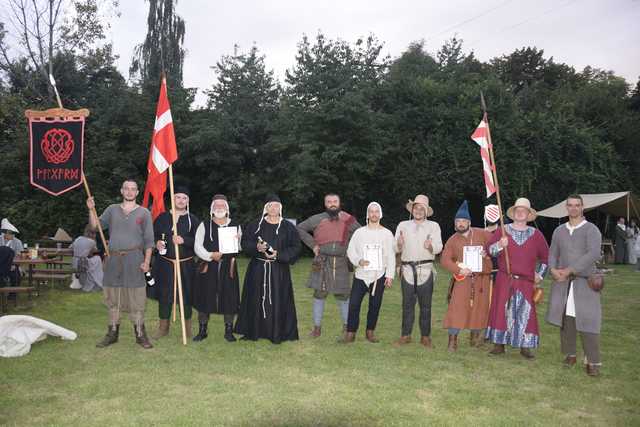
[{"left": 470, "top": 118, "right": 496, "bottom": 198}]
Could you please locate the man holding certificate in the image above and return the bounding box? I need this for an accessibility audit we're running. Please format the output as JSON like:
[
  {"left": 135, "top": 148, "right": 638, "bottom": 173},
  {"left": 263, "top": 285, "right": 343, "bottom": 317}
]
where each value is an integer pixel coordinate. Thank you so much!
[
  {"left": 192, "top": 194, "right": 241, "bottom": 342},
  {"left": 441, "top": 201, "right": 493, "bottom": 351},
  {"left": 342, "top": 202, "right": 395, "bottom": 343}
]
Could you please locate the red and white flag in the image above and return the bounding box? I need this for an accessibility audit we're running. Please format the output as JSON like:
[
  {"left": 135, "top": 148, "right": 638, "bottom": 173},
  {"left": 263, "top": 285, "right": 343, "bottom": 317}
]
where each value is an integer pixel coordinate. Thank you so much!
[
  {"left": 142, "top": 77, "right": 178, "bottom": 220},
  {"left": 470, "top": 118, "right": 496, "bottom": 198}
]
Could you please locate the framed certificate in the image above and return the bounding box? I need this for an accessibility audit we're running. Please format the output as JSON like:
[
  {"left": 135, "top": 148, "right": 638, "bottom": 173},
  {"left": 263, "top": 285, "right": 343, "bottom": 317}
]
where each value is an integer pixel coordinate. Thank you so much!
[
  {"left": 218, "top": 226, "right": 240, "bottom": 254},
  {"left": 463, "top": 245, "right": 483, "bottom": 273},
  {"left": 363, "top": 244, "right": 382, "bottom": 271}
]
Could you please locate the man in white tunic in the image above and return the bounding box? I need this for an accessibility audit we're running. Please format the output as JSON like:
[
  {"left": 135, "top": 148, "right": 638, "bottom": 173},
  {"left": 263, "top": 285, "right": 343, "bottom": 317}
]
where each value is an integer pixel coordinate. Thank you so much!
[
  {"left": 393, "top": 195, "right": 443, "bottom": 349},
  {"left": 341, "top": 202, "right": 395, "bottom": 343}
]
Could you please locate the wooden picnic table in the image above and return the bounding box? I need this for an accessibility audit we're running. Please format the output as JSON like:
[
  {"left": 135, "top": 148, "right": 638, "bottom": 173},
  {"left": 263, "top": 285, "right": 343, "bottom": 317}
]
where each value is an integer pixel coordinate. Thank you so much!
[{"left": 13, "top": 257, "right": 73, "bottom": 291}]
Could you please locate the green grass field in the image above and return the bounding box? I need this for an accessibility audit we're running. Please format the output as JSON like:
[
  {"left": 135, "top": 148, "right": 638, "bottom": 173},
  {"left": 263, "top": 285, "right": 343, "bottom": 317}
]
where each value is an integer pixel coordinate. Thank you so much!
[{"left": 1, "top": 259, "right": 639, "bottom": 426}]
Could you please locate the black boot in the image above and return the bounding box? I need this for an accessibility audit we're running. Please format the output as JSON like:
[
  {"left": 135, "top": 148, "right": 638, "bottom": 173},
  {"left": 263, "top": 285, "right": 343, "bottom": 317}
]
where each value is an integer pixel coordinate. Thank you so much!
[
  {"left": 134, "top": 324, "right": 153, "bottom": 349},
  {"left": 96, "top": 324, "right": 119, "bottom": 348},
  {"left": 224, "top": 322, "right": 237, "bottom": 342},
  {"left": 193, "top": 322, "right": 208, "bottom": 342}
]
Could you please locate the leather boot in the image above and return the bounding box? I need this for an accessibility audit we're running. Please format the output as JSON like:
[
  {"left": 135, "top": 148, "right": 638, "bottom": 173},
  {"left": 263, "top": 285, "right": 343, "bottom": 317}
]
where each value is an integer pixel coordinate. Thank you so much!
[
  {"left": 393, "top": 336, "right": 412, "bottom": 347},
  {"left": 563, "top": 355, "right": 577, "bottom": 368},
  {"left": 134, "top": 324, "right": 153, "bottom": 349},
  {"left": 224, "top": 322, "right": 237, "bottom": 342},
  {"left": 585, "top": 363, "right": 600, "bottom": 377},
  {"left": 470, "top": 331, "right": 483, "bottom": 347},
  {"left": 193, "top": 322, "right": 208, "bottom": 342},
  {"left": 488, "top": 343, "right": 505, "bottom": 355},
  {"left": 339, "top": 331, "right": 356, "bottom": 344},
  {"left": 152, "top": 319, "right": 170, "bottom": 340},
  {"left": 365, "top": 329, "right": 379, "bottom": 343},
  {"left": 309, "top": 326, "right": 321, "bottom": 338},
  {"left": 448, "top": 334, "right": 458, "bottom": 352},
  {"left": 420, "top": 336, "right": 433, "bottom": 349},
  {"left": 184, "top": 319, "right": 192, "bottom": 340},
  {"left": 96, "top": 324, "right": 119, "bottom": 348},
  {"left": 520, "top": 348, "right": 535, "bottom": 360}
]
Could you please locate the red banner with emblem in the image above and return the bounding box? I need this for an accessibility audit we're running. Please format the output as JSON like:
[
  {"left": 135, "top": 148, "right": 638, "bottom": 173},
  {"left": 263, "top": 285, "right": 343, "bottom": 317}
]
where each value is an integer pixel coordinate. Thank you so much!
[{"left": 25, "top": 108, "right": 89, "bottom": 196}]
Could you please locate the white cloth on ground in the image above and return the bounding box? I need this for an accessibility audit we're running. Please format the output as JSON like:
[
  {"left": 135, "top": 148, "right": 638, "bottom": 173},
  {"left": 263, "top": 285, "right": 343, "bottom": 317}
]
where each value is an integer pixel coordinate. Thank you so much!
[{"left": 0, "top": 315, "right": 77, "bottom": 358}]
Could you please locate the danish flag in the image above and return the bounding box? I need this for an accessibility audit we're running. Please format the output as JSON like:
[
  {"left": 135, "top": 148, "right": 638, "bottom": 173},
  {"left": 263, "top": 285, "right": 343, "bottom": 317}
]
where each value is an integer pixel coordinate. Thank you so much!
[
  {"left": 142, "top": 77, "right": 178, "bottom": 220},
  {"left": 470, "top": 117, "right": 496, "bottom": 198}
]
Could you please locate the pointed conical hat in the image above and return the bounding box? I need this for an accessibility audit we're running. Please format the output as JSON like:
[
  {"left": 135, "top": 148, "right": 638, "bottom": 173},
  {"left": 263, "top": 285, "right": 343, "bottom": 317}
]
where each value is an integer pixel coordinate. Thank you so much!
[{"left": 52, "top": 228, "right": 73, "bottom": 242}]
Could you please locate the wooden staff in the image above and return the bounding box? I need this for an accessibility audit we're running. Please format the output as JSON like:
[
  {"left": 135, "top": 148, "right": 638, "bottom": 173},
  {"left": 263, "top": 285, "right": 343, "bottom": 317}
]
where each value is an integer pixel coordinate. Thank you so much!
[
  {"left": 168, "top": 165, "right": 188, "bottom": 345},
  {"left": 481, "top": 92, "right": 511, "bottom": 276},
  {"left": 49, "top": 74, "right": 109, "bottom": 256}
]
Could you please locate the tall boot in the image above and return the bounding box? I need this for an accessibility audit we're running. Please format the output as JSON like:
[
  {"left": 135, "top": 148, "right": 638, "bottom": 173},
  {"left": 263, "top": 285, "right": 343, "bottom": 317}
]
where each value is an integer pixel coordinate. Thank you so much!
[
  {"left": 193, "top": 322, "right": 208, "bottom": 342},
  {"left": 134, "top": 323, "right": 153, "bottom": 349},
  {"left": 96, "top": 324, "right": 119, "bottom": 348},
  {"left": 152, "top": 319, "right": 170, "bottom": 340},
  {"left": 470, "top": 331, "right": 482, "bottom": 348},
  {"left": 448, "top": 334, "right": 458, "bottom": 352},
  {"left": 365, "top": 329, "right": 379, "bottom": 343},
  {"left": 224, "top": 322, "right": 237, "bottom": 342}
]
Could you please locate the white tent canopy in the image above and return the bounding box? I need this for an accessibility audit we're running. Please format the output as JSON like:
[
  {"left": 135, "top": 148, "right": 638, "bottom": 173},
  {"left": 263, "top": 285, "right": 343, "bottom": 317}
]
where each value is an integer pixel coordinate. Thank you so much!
[{"left": 537, "top": 191, "right": 640, "bottom": 219}]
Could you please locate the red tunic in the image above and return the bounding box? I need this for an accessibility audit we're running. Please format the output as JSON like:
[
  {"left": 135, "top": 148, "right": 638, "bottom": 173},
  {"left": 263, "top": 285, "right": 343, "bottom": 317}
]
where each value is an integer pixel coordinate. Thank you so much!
[{"left": 485, "top": 226, "right": 549, "bottom": 348}]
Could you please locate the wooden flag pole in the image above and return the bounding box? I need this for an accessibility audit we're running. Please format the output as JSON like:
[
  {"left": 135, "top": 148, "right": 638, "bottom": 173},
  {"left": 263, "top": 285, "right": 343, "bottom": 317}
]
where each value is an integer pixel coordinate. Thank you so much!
[
  {"left": 481, "top": 93, "right": 511, "bottom": 275},
  {"left": 82, "top": 173, "right": 110, "bottom": 257},
  {"left": 168, "top": 165, "right": 188, "bottom": 345},
  {"left": 49, "top": 73, "right": 109, "bottom": 256}
]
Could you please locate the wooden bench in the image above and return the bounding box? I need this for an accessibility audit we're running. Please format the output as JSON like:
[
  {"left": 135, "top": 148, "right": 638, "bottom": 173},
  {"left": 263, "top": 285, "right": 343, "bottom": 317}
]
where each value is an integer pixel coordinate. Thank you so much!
[
  {"left": 31, "top": 272, "right": 73, "bottom": 290},
  {"left": 0, "top": 286, "right": 36, "bottom": 314}
]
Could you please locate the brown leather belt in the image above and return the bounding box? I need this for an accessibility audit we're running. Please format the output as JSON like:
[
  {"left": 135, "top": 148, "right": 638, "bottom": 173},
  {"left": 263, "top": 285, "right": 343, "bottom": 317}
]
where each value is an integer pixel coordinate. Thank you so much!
[
  {"left": 111, "top": 246, "right": 142, "bottom": 256},
  {"left": 160, "top": 255, "right": 194, "bottom": 263}
]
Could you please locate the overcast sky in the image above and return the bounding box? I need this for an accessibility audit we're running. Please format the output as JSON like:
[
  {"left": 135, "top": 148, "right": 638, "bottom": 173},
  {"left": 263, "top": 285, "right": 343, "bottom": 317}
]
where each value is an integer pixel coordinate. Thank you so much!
[{"left": 110, "top": 0, "right": 640, "bottom": 106}]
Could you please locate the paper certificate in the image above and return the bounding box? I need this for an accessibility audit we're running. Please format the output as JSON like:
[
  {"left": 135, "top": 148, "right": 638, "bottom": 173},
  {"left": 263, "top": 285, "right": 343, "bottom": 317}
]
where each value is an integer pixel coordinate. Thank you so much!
[
  {"left": 218, "top": 226, "right": 239, "bottom": 254},
  {"left": 463, "top": 245, "right": 483, "bottom": 273},
  {"left": 363, "top": 244, "right": 382, "bottom": 271}
]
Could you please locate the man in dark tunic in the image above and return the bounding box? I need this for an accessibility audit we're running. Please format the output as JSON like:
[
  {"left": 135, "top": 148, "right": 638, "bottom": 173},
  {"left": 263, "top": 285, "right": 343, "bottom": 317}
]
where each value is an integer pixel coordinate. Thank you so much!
[
  {"left": 546, "top": 194, "right": 603, "bottom": 376},
  {"left": 192, "top": 194, "right": 241, "bottom": 342},
  {"left": 87, "top": 179, "right": 155, "bottom": 349},
  {"left": 297, "top": 193, "right": 360, "bottom": 337},
  {"left": 150, "top": 186, "right": 200, "bottom": 340},
  {"left": 235, "top": 195, "right": 301, "bottom": 344}
]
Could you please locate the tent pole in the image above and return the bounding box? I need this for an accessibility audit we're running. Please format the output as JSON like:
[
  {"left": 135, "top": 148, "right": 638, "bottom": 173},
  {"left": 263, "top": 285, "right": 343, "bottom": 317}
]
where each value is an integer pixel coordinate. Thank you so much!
[{"left": 627, "top": 193, "right": 630, "bottom": 223}]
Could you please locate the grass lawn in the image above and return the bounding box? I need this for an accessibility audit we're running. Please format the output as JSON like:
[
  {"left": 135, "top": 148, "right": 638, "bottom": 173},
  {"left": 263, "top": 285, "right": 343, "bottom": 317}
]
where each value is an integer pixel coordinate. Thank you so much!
[{"left": 1, "top": 259, "right": 639, "bottom": 426}]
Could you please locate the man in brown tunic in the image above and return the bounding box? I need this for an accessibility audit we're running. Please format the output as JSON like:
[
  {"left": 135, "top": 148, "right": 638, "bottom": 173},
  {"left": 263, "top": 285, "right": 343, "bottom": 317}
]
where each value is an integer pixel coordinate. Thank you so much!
[{"left": 441, "top": 201, "right": 492, "bottom": 351}]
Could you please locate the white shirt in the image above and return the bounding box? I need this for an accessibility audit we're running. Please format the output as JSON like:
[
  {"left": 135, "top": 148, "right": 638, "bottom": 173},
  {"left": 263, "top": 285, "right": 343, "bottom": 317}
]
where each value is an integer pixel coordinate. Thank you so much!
[
  {"left": 565, "top": 219, "right": 586, "bottom": 317},
  {"left": 347, "top": 225, "right": 395, "bottom": 286},
  {"left": 394, "top": 219, "right": 443, "bottom": 285},
  {"left": 194, "top": 220, "right": 242, "bottom": 261}
]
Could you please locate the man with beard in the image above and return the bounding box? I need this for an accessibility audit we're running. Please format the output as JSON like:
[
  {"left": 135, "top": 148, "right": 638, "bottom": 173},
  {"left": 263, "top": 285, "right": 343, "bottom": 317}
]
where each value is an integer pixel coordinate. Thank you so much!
[
  {"left": 87, "top": 179, "right": 155, "bottom": 349},
  {"left": 486, "top": 197, "right": 549, "bottom": 359},
  {"left": 235, "top": 195, "right": 301, "bottom": 344},
  {"left": 150, "top": 186, "right": 200, "bottom": 340},
  {"left": 546, "top": 195, "right": 603, "bottom": 376},
  {"left": 441, "top": 201, "right": 493, "bottom": 351},
  {"left": 341, "top": 202, "right": 395, "bottom": 343},
  {"left": 192, "top": 194, "right": 241, "bottom": 342},
  {"left": 297, "top": 193, "right": 360, "bottom": 337},
  {"left": 393, "top": 195, "right": 443, "bottom": 349}
]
